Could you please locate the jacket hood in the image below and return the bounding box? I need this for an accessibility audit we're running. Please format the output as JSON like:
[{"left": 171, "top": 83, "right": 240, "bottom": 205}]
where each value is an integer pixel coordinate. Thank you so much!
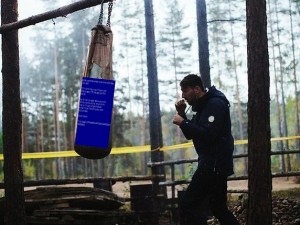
[{"left": 192, "top": 86, "right": 230, "bottom": 112}]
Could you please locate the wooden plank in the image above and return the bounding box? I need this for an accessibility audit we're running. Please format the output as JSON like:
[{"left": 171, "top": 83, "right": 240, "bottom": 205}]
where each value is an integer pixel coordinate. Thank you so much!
[
  {"left": 0, "top": 175, "right": 164, "bottom": 189},
  {"left": 27, "top": 209, "right": 136, "bottom": 225},
  {"left": 23, "top": 187, "right": 125, "bottom": 211},
  {"left": 33, "top": 209, "right": 134, "bottom": 217}
]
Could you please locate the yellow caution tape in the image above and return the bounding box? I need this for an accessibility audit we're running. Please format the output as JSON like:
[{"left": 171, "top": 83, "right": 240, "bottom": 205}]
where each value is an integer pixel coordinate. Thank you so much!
[
  {"left": 0, "top": 136, "right": 299, "bottom": 160},
  {"left": 112, "top": 145, "right": 151, "bottom": 153},
  {"left": 270, "top": 136, "right": 300, "bottom": 142}
]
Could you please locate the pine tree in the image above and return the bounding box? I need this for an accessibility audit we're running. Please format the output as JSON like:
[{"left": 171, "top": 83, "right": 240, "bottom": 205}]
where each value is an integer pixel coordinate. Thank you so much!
[
  {"left": 247, "top": 0, "right": 272, "bottom": 223},
  {"left": 158, "top": 0, "right": 192, "bottom": 103}
]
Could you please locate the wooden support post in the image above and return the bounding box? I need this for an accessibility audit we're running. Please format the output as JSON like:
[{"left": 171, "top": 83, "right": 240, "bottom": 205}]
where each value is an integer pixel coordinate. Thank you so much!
[
  {"left": 144, "top": 0, "right": 166, "bottom": 211},
  {"left": 1, "top": 0, "right": 26, "bottom": 224},
  {"left": 170, "top": 164, "right": 175, "bottom": 200}
]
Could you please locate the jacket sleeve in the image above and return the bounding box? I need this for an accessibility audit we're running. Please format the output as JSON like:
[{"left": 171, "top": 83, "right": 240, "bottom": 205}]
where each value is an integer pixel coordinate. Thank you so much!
[{"left": 179, "top": 98, "right": 229, "bottom": 143}]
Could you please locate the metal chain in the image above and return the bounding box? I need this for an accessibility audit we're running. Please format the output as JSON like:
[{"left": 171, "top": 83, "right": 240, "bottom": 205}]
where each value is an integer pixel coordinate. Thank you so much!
[
  {"left": 97, "top": 0, "right": 105, "bottom": 25},
  {"left": 97, "top": 0, "right": 113, "bottom": 27},
  {"left": 106, "top": 1, "right": 113, "bottom": 27}
]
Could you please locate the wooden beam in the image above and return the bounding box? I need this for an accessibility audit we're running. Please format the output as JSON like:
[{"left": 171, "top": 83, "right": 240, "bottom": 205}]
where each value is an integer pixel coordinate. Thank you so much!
[
  {"left": 0, "top": 0, "right": 112, "bottom": 33},
  {"left": 0, "top": 175, "right": 165, "bottom": 189}
]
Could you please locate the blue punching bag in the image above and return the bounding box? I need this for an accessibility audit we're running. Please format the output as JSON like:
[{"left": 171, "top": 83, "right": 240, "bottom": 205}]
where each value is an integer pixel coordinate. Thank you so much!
[{"left": 74, "top": 24, "right": 115, "bottom": 159}]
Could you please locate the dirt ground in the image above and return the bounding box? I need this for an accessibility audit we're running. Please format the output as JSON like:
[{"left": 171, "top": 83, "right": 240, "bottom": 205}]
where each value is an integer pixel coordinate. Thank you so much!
[
  {"left": 228, "top": 176, "right": 300, "bottom": 191},
  {"left": 24, "top": 176, "right": 299, "bottom": 198},
  {"left": 111, "top": 176, "right": 300, "bottom": 198}
]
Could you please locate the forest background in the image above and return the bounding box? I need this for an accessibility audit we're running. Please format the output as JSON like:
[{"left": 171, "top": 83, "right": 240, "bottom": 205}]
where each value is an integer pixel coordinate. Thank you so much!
[{"left": 0, "top": 0, "right": 299, "bottom": 181}]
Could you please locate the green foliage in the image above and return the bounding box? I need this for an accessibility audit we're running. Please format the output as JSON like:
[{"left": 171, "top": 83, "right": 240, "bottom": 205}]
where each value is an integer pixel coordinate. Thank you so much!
[
  {"left": 273, "top": 188, "right": 300, "bottom": 199},
  {"left": 233, "top": 158, "right": 246, "bottom": 176},
  {"left": 23, "top": 160, "right": 36, "bottom": 180},
  {"left": 230, "top": 102, "right": 248, "bottom": 140},
  {"left": 0, "top": 162, "right": 3, "bottom": 181},
  {"left": 187, "top": 163, "right": 197, "bottom": 179},
  {"left": 0, "top": 132, "right": 3, "bottom": 154}
]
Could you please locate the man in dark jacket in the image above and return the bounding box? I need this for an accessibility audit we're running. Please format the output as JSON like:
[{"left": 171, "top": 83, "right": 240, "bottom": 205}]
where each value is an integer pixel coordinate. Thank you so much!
[{"left": 173, "top": 74, "right": 240, "bottom": 225}]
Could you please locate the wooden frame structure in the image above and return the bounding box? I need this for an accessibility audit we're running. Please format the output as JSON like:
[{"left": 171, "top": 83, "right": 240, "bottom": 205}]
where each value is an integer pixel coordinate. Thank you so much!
[
  {"left": 1, "top": 1, "right": 112, "bottom": 224},
  {"left": 0, "top": 0, "right": 112, "bottom": 33}
]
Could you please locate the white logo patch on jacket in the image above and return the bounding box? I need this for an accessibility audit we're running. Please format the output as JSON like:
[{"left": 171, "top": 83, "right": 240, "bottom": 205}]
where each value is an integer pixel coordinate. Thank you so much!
[{"left": 208, "top": 116, "right": 215, "bottom": 122}]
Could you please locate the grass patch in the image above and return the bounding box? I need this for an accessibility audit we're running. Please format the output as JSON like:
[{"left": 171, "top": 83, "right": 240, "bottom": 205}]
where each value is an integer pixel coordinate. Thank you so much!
[
  {"left": 272, "top": 187, "right": 300, "bottom": 199},
  {"left": 227, "top": 187, "right": 300, "bottom": 203}
]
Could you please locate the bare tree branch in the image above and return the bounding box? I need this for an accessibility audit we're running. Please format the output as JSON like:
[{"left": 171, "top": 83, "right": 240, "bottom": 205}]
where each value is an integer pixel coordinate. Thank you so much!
[
  {"left": 208, "top": 18, "right": 245, "bottom": 23},
  {"left": 0, "top": 0, "right": 112, "bottom": 33}
]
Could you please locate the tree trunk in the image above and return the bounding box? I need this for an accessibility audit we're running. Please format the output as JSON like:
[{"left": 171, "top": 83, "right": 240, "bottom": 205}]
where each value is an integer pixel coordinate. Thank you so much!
[
  {"left": 144, "top": 0, "right": 165, "bottom": 175},
  {"left": 246, "top": 0, "right": 272, "bottom": 224},
  {"left": 288, "top": 0, "right": 300, "bottom": 162},
  {"left": 123, "top": 17, "right": 134, "bottom": 131},
  {"left": 171, "top": 11, "right": 185, "bottom": 176},
  {"left": 136, "top": 18, "right": 148, "bottom": 176},
  {"left": 196, "top": 0, "right": 211, "bottom": 87},
  {"left": 140, "top": 72, "right": 148, "bottom": 175},
  {"left": 21, "top": 104, "right": 28, "bottom": 153},
  {"left": 38, "top": 72, "right": 46, "bottom": 179},
  {"left": 1, "top": 0, "right": 26, "bottom": 224},
  {"left": 97, "top": 160, "right": 105, "bottom": 177},
  {"left": 53, "top": 34, "right": 66, "bottom": 179},
  {"left": 274, "top": 0, "right": 291, "bottom": 171},
  {"left": 144, "top": 1, "right": 166, "bottom": 212},
  {"left": 227, "top": 0, "right": 247, "bottom": 175},
  {"left": 267, "top": 0, "right": 285, "bottom": 172}
]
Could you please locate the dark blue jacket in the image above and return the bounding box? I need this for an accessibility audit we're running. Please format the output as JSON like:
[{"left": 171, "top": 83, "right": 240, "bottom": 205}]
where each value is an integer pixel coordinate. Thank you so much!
[{"left": 179, "top": 86, "right": 234, "bottom": 176}]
